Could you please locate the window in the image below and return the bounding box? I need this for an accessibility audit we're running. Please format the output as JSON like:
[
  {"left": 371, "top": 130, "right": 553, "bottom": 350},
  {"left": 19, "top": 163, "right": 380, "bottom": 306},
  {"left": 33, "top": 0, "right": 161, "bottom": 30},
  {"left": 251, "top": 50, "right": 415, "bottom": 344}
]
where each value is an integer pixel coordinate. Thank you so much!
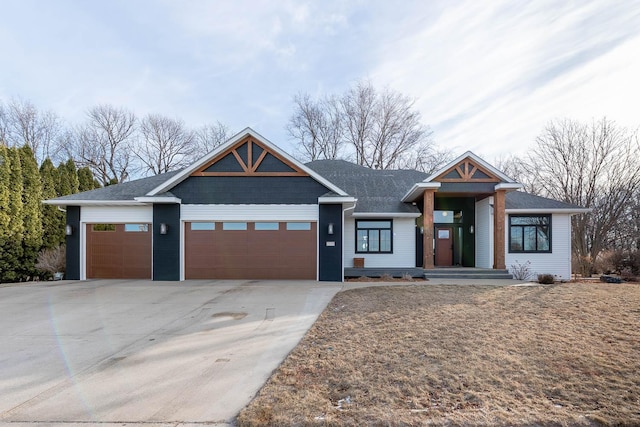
[
  {"left": 356, "top": 220, "right": 392, "bottom": 253},
  {"left": 92, "top": 224, "right": 115, "bottom": 232},
  {"left": 255, "top": 222, "right": 279, "bottom": 230},
  {"left": 286, "top": 222, "right": 311, "bottom": 230},
  {"left": 124, "top": 224, "right": 148, "bottom": 232},
  {"left": 509, "top": 215, "right": 551, "bottom": 253},
  {"left": 223, "top": 222, "right": 247, "bottom": 230},
  {"left": 190, "top": 222, "right": 215, "bottom": 231},
  {"left": 434, "top": 210, "right": 463, "bottom": 224}
]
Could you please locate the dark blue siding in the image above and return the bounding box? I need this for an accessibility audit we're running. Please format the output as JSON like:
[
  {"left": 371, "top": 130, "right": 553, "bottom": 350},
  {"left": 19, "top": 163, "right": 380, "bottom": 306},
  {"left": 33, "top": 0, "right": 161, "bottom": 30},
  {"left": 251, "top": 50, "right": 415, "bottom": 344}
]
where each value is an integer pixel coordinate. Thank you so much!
[
  {"left": 65, "top": 206, "right": 81, "bottom": 280},
  {"left": 255, "top": 153, "right": 296, "bottom": 173},
  {"left": 319, "top": 204, "right": 343, "bottom": 281},
  {"left": 153, "top": 204, "right": 180, "bottom": 281},
  {"left": 204, "top": 153, "right": 243, "bottom": 172},
  {"left": 171, "top": 176, "right": 330, "bottom": 204}
]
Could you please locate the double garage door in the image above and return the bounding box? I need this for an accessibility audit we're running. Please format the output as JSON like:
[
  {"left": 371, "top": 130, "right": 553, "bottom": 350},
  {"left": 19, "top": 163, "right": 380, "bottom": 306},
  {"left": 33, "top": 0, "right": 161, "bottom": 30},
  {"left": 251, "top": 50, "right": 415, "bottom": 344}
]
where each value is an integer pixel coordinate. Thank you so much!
[
  {"left": 85, "top": 221, "right": 317, "bottom": 280},
  {"left": 185, "top": 221, "right": 317, "bottom": 280}
]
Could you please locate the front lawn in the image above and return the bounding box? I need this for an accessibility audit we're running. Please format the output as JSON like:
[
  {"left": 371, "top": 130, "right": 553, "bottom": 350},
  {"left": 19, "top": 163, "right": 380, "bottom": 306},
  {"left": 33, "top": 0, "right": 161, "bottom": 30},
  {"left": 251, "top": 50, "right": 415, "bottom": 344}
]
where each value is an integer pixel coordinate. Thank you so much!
[{"left": 238, "top": 283, "right": 640, "bottom": 426}]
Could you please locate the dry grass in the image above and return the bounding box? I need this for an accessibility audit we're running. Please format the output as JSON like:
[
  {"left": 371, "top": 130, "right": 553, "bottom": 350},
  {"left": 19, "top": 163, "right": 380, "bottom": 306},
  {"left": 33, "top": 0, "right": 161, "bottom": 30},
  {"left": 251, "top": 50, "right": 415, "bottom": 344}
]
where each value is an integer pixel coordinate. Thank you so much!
[{"left": 237, "top": 283, "right": 640, "bottom": 426}]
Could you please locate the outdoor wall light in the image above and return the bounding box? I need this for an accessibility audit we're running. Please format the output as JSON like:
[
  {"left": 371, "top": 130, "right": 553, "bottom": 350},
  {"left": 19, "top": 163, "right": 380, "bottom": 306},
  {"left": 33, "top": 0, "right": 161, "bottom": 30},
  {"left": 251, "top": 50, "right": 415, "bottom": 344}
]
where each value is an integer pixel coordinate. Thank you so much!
[
  {"left": 470, "top": 225, "right": 474, "bottom": 234},
  {"left": 65, "top": 224, "right": 73, "bottom": 236},
  {"left": 160, "top": 223, "right": 169, "bottom": 235},
  {"left": 328, "top": 223, "right": 334, "bottom": 235}
]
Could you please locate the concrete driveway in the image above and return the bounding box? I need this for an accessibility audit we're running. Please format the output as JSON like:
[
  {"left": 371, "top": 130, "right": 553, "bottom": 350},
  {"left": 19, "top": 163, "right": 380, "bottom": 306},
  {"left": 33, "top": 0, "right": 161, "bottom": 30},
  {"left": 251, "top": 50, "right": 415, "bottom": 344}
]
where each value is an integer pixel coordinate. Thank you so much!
[{"left": 0, "top": 279, "right": 345, "bottom": 426}]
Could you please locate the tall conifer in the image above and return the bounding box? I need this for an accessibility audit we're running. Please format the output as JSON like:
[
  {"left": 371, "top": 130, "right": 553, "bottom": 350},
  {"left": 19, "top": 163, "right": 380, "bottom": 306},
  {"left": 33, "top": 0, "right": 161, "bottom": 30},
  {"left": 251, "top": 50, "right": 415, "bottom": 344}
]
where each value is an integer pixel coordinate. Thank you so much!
[
  {"left": 40, "top": 158, "right": 64, "bottom": 249},
  {"left": 19, "top": 146, "right": 43, "bottom": 278}
]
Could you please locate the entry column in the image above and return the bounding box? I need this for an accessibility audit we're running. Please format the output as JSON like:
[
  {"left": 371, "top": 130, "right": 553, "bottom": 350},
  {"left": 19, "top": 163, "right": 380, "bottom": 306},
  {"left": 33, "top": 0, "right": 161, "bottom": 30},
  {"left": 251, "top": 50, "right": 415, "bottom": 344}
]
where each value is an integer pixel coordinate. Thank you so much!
[
  {"left": 493, "top": 189, "right": 506, "bottom": 269},
  {"left": 423, "top": 189, "right": 436, "bottom": 269}
]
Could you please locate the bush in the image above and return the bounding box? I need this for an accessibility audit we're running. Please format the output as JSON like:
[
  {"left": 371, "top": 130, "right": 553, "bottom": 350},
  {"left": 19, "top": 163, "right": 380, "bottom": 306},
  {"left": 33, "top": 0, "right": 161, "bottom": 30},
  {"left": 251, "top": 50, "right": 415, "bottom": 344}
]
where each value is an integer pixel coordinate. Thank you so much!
[
  {"left": 620, "top": 269, "right": 638, "bottom": 282},
  {"left": 510, "top": 260, "right": 532, "bottom": 280},
  {"left": 35, "top": 245, "right": 66, "bottom": 275},
  {"left": 537, "top": 274, "right": 555, "bottom": 284},
  {"left": 601, "top": 250, "right": 640, "bottom": 276}
]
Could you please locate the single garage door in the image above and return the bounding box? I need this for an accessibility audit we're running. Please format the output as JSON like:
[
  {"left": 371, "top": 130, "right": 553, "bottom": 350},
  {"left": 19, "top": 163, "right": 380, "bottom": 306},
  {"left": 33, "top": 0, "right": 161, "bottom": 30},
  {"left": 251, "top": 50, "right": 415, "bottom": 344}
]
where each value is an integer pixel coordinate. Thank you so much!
[
  {"left": 185, "top": 221, "right": 316, "bottom": 279},
  {"left": 86, "top": 223, "right": 152, "bottom": 279}
]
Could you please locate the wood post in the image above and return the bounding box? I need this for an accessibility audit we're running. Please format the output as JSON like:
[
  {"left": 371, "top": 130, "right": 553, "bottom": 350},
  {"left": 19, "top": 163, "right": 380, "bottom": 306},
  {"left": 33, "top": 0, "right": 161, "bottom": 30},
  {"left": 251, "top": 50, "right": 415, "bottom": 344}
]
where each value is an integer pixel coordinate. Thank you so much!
[
  {"left": 423, "top": 189, "right": 436, "bottom": 269},
  {"left": 493, "top": 189, "right": 506, "bottom": 270}
]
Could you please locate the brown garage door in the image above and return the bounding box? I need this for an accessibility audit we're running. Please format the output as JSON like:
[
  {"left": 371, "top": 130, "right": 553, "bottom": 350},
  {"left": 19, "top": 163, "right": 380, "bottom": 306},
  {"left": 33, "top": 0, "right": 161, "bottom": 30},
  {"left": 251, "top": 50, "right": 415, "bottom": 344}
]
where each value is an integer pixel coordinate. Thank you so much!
[
  {"left": 86, "top": 223, "right": 152, "bottom": 279},
  {"left": 185, "top": 221, "right": 316, "bottom": 279}
]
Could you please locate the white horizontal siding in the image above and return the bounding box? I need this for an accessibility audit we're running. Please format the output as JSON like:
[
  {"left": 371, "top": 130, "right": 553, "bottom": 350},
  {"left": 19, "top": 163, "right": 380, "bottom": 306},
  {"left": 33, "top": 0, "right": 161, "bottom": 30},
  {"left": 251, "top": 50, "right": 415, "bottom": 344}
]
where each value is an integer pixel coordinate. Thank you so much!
[
  {"left": 344, "top": 217, "right": 416, "bottom": 268},
  {"left": 181, "top": 204, "right": 318, "bottom": 221},
  {"left": 475, "top": 198, "right": 493, "bottom": 268},
  {"left": 81, "top": 206, "right": 153, "bottom": 223},
  {"left": 505, "top": 213, "right": 572, "bottom": 280}
]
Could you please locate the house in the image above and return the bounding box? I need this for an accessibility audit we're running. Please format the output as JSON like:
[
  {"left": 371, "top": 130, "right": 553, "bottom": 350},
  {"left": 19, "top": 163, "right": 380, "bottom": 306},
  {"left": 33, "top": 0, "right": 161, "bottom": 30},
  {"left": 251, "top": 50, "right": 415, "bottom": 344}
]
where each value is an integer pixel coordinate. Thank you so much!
[{"left": 45, "top": 128, "right": 588, "bottom": 282}]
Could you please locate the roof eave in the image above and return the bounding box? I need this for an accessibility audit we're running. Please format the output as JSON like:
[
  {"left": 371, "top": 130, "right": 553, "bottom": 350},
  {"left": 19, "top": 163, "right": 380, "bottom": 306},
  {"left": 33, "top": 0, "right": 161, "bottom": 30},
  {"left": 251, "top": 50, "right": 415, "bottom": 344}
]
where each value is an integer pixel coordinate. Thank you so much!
[
  {"left": 401, "top": 182, "right": 442, "bottom": 202},
  {"left": 318, "top": 196, "right": 357, "bottom": 204},
  {"left": 495, "top": 183, "right": 523, "bottom": 191},
  {"left": 134, "top": 196, "right": 182, "bottom": 204},
  {"left": 42, "top": 199, "right": 147, "bottom": 207},
  {"left": 506, "top": 208, "right": 592, "bottom": 214},
  {"left": 352, "top": 212, "right": 422, "bottom": 218}
]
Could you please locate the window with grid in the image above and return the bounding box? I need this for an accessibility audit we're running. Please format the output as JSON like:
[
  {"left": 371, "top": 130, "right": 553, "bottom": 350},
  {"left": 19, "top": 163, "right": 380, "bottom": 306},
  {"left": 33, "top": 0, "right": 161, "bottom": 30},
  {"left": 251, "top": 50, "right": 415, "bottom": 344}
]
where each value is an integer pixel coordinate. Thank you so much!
[
  {"left": 356, "top": 220, "right": 393, "bottom": 253},
  {"left": 509, "top": 215, "right": 551, "bottom": 253}
]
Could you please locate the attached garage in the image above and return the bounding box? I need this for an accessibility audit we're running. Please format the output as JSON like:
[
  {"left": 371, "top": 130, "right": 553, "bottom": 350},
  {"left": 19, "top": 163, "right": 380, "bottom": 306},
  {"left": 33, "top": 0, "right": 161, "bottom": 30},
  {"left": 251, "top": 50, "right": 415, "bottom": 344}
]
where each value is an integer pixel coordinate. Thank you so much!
[
  {"left": 185, "top": 221, "right": 317, "bottom": 279},
  {"left": 85, "top": 223, "right": 152, "bottom": 279}
]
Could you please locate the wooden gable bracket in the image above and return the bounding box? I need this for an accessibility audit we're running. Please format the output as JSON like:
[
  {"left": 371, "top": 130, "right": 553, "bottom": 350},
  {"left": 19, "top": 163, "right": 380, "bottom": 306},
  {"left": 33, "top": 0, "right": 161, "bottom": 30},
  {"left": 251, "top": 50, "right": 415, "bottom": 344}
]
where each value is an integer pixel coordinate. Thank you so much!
[
  {"left": 437, "top": 159, "right": 501, "bottom": 183},
  {"left": 192, "top": 137, "right": 308, "bottom": 177}
]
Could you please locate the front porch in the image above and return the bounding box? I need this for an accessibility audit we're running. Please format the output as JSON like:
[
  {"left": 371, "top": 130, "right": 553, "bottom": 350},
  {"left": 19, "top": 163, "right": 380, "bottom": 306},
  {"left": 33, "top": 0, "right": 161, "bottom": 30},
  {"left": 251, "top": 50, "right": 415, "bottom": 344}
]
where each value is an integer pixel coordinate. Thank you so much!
[{"left": 344, "top": 267, "right": 513, "bottom": 280}]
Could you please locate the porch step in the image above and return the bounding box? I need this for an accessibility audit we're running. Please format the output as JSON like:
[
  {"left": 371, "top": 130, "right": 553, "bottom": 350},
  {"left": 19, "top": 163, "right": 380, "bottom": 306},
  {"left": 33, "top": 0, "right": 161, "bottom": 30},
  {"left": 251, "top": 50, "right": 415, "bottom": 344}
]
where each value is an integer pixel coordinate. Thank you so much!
[{"left": 424, "top": 268, "right": 513, "bottom": 280}]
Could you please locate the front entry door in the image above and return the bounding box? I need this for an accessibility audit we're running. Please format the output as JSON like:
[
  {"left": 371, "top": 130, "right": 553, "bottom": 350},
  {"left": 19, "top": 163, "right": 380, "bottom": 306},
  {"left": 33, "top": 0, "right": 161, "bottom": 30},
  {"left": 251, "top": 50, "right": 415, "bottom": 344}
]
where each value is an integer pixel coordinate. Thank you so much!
[{"left": 435, "top": 227, "right": 453, "bottom": 266}]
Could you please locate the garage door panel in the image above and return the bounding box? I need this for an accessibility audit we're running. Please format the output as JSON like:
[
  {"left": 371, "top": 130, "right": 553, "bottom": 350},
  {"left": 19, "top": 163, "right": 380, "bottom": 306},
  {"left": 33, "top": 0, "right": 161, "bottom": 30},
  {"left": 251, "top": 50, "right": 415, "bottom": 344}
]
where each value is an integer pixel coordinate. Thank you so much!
[
  {"left": 185, "top": 221, "right": 316, "bottom": 279},
  {"left": 86, "top": 224, "right": 151, "bottom": 279}
]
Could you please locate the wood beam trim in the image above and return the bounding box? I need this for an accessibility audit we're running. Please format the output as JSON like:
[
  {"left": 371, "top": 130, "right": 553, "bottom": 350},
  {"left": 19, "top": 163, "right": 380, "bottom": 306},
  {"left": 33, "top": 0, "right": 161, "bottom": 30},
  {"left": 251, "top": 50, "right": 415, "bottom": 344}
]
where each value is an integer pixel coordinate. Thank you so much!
[
  {"left": 493, "top": 189, "right": 506, "bottom": 270},
  {"left": 232, "top": 149, "right": 249, "bottom": 172},
  {"left": 423, "top": 189, "right": 435, "bottom": 269},
  {"left": 251, "top": 149, "right": 269, "bottom": 172}
]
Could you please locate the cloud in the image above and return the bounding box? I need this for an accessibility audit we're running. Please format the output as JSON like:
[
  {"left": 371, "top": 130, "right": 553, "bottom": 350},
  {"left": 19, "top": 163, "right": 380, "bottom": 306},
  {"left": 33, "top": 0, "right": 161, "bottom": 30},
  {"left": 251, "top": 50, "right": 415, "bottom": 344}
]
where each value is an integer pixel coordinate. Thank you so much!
[{"left": 369, "top": 0, "right": 640, "bottom": 158}]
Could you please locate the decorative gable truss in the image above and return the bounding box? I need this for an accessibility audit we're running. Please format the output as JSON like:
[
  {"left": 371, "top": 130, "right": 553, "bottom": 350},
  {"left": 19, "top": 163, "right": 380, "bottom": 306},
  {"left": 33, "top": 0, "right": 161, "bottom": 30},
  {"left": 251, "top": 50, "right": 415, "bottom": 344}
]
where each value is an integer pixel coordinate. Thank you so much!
[
  {"left": 191, "top": 136, "right": 308, "bottom": 177},
  {"left": 436, "top": 159, "right": 501, "bottom": 183}
]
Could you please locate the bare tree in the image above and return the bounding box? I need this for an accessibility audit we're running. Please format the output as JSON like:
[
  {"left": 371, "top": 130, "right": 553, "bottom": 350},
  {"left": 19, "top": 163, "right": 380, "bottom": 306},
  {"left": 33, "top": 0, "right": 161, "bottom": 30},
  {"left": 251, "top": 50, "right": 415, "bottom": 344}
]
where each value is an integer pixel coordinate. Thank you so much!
[
  {"left": 493, "top": 154, "right": 541, "bottom": 194},
  {"left": 192, "top": 121, "right": 231, "bottom": 159},
  {"left": 404, "top": 143, "right": 454, "bottom": 175},
  {"left": 341, "top": 81, "right": 377, "bottom": 166},
  {"left": 287, "top": 81, "right": 446, "bottom": 171},
  {"left": 0, "top": 103, "right": 8, "bottom": 143},
  {"left": 527, "top": 118, "right": 640, "bottom": 276},
  {"left": 0, "top": 98, "right": 61, "bottom": 164},
  {"left": 366, "top": 87, "right": 431, "bottom": 170},
  {"left": 66, "top": 105, "right": 136, "bottom": 185},
  {"left": 287, "top": 93, "right": 343, "bottom": 161},
  {"left": 136, "top": 114, "right": 195, "bottom": 175}
]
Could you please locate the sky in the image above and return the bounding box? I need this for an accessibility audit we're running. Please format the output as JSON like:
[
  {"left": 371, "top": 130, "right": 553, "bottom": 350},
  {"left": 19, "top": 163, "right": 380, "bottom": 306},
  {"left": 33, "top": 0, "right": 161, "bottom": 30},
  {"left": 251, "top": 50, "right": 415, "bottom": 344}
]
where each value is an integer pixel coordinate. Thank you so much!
[{"left": 1, "top": 0, "right": 639, "bottom": 161}]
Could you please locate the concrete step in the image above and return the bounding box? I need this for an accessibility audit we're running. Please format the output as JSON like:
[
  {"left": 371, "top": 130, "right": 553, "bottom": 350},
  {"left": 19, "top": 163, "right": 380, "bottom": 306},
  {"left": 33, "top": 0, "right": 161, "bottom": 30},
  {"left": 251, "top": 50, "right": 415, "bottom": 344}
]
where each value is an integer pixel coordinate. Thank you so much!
[{"left": 424, "top": 269, "right": 513, "bottom": 280}]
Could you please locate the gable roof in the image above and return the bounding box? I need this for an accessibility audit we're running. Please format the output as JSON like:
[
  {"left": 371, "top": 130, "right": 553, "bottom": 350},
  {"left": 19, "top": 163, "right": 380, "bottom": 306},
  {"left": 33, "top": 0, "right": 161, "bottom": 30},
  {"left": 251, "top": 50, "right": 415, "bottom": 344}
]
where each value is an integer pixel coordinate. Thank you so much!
[
  {"left": 306, "top": 160, "right": 425, "bottom": 215},
  {"left": 147, "top": 127, "right": 348, "bottom": 197},
  {"left": 424, "top": 151, "right": 517, "bottom": 183}
]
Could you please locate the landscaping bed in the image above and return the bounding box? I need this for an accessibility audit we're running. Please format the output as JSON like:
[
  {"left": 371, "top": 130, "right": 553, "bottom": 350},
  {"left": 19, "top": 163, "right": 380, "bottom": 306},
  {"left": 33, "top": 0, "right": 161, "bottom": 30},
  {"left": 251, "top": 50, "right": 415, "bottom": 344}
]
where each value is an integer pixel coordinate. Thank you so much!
[{"left": 238, "top": 283, "right": 640, "bottom": 426}]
